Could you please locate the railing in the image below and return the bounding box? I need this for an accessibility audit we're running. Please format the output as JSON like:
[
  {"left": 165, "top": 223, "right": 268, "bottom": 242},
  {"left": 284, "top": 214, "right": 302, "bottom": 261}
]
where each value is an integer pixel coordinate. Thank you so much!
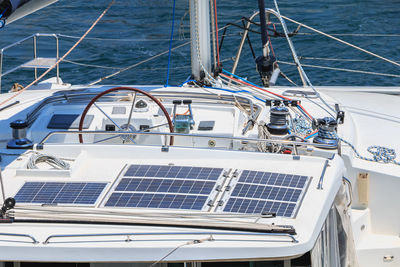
[
  {"left": 0, "top": 33, "right": 59, "bottom": 92},
  {"left": 39, "top": 130, "right": 337, "bottom": 152},
  {"left": 43, "top": 231, "right": 298, "bottom": 244},
  {"left": 0, "top": 233, "right": 39, "bottom": 244}
]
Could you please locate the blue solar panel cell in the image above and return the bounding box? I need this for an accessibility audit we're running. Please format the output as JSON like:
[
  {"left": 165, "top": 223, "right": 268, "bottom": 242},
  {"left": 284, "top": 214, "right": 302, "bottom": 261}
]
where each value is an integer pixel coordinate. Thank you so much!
[
  {"left": 238, "top": 170, "right": 308, "bottom": 189},
  {"left": 231, "top": 184, "right": 302, "bottom": 203},
  {"left": 223, "top": 198, "right": 296, "bottom": 217},
  {"left": 105, "top": 164, "right": 222, "bottom": 211},
  {"left": 14, "top": 182, "right": 107, "bottom": 205},
  {"left": 222, "top": 170, "right": 310, "bottom": 218},
  {"left": 115, "top": 178, "right": 216, "bottom": 195},
  {"left": 124, "top": 165, "right": 223, "bottom": 180},
  {"left": 105, "top": 193, "right": 208, "bottom": 210}
]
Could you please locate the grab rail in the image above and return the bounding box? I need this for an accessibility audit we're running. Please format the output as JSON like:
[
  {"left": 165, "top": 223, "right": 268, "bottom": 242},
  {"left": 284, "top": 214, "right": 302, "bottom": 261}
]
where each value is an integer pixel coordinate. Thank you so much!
[
  {"left": 43, "top": 231, "right": 298, "bottom": 244},
  {"left": 0, "top": 233, "right": 39, "bottom": 244},
  {"left": 0, "top": 33, "right": 59, "bottom": 92},
  {"left": 38, "top": 130, "right": 336, "bottom": 150}
]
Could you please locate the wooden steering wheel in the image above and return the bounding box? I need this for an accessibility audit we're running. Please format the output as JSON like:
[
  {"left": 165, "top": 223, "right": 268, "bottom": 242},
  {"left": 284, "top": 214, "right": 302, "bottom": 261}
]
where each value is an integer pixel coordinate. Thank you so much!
[{"left": 78, "top": 87, "right": 174, "bottom": 145}]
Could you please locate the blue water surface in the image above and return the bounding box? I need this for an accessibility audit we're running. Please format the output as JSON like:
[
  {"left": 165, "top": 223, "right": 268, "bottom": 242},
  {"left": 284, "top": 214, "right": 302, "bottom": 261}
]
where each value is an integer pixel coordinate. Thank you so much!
[{"left": 0, "top": 0, "right": 399, "bottom": 92}]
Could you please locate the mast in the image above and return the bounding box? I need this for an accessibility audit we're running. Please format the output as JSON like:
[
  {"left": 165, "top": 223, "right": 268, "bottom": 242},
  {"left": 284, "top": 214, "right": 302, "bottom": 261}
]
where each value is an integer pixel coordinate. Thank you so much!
[
  {"left": 189, "top": 0, "right": 212, "bottom": 81},
  {"left": 257, "top": 0, "right": 269, "bottom": 56}
]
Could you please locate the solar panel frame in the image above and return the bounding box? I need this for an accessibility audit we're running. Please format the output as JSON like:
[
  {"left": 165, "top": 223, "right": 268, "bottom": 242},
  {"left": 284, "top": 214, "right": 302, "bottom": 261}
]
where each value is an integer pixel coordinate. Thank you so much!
[
  {"left": 14, "top": 182, "right": 108, "bottom": 206},
  {"left": 217, "top": 169, "right": 311, "bottom": 218}
]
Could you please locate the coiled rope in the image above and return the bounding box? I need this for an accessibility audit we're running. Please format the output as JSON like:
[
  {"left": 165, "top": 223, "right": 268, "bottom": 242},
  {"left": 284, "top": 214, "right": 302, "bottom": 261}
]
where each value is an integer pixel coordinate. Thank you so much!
[
  {"left": 27, "top": 152, "right": 70, "bottom": 170},
  {"left": 316, "top": 129, "right": 400, "bottom": 165}
]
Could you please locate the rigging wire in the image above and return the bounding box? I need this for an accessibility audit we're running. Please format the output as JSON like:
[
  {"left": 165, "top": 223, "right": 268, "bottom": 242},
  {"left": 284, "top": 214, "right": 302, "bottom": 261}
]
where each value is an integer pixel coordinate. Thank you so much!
[
  {"left": 88, "top": 41, "right": 190, "bottom": 86},
  {"left": 0, "top": 0, "right": 116, "bottom": 108},
  {"left": 213, "top": 0, "right": 221, "bottom": 66},
  {"left": 280, "top": 15, "right": 400, "bottom": 68},
  {"left": 271, "top": 1, "right": 336, "bottom": 116},
  {"left": 220, "top": 69, "right": 315, "bottom": 119},
  {"left": 278, "top": 60, "right": 400, "bottom": 78},
  {"left": 165, "top": 0, "right": 177, "bottom": 87}
]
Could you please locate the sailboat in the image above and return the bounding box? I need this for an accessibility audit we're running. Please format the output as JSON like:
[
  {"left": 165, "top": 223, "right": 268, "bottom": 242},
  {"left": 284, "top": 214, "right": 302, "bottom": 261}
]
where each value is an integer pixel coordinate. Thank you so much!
[{"left": 0, "top": 0, "right": 399, "bottom": 266}]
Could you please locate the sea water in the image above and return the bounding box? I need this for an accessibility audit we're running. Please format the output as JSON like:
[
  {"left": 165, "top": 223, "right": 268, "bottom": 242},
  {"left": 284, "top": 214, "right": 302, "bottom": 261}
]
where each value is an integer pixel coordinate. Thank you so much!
[{"left": 0, "top": 0, "right": 399, "bottom": 93}]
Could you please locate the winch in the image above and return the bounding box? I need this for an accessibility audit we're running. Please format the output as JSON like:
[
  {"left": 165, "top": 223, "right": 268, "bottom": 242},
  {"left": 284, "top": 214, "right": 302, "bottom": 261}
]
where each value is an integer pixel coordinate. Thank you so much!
[
  {"left": 267, "top": 106, "right": 289, "bottom": 135},
  {"left": 313, "top": 117, "right": 338, "bottom": 149},
  {"left": 7, "top": 119, "right": 33, "bottom": 149}
]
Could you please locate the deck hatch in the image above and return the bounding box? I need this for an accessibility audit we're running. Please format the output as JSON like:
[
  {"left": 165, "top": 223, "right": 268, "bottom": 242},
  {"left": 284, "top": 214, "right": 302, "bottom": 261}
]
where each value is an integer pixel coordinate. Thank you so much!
[
  {"left": 104, "top": 164, "right": 224, "bottom": 210},
  {"left": 14, "top": 182, "right": 107, "bottom": 205},
  {"left": 217, "top": 170, "right": 311, "bottom": 218},
  {"left": 47, "top": 114, "right": 94, "bottom": 129}
]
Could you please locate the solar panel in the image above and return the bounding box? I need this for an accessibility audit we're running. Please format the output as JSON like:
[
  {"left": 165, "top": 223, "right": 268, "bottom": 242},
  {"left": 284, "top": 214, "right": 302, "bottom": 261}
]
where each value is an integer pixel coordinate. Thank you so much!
[
  {"left": 124, "top": 165, "right": 222, "bottom": 180},
  {"left": 104, "top": 164, "right": 224, "bottom": 211},
  {"left": 219, "top": 170, "right": 310, "bottom": 218},
  {"left": 115, "top": 178, "right": 216, "bottom": 195},
  {"left": 105, "top": 193, "right": 208, "bottom": 210},
  {"left": 14, "top": 182, "right": 107, "bottom": 205}
]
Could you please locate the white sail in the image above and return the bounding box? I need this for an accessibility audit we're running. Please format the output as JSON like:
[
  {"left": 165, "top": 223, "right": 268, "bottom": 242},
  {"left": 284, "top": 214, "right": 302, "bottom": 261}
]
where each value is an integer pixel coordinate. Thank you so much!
[{"left": 5, "top": 0, "right": 58, "bottom": 24}]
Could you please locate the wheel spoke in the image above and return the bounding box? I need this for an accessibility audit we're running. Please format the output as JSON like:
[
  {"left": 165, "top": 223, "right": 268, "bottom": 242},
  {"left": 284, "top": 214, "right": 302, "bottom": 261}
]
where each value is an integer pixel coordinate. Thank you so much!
[
  {"left": 126, "top": 92, "right": 137, "bottom": 130},
  {"left": 93, "top": 103, "right": 136, "bottom": 143},
  {"left": 93, "top": 135, "right": 120, "bottom": 144},
  {"left": 139, "top": 123, "right": 169, "bottom": 132}
]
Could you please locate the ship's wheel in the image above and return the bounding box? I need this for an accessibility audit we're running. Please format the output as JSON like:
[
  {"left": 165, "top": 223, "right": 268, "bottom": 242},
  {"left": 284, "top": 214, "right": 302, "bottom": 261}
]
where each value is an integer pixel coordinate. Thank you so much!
[{"left": 78, "top": 87, "right": 174, "bottom": 145}]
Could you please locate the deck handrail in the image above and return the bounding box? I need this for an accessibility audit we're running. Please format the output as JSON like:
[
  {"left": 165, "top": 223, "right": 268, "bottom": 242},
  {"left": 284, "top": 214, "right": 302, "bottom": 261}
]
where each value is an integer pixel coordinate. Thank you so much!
[
  {"left": 0, "top": 233, "right": 39, "bottom": 244},
  {"left": 38, "top": 130, "right": 336, "bottom": 151},
  {"left": 43, "top": 231, "right": 298, "bottom": 244}
]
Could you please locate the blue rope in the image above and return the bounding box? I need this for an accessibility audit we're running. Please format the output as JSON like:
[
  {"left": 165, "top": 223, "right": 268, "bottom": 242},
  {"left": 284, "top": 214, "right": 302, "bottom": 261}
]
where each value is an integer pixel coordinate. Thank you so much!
[
  {"left": 221, "top": 69, "right": 273, "bottom": 93},
  {"left": 164, "top": 0, "right": 176, "bottom": 87},
  {"left": 0, "top": 6, "right": 8, "bottom": 29},
  {"left": 304, "top": 132, "right": 317, "bottom": 140},
  {"left": 204, "top": 86, "right": 265, "bottom": 102}
]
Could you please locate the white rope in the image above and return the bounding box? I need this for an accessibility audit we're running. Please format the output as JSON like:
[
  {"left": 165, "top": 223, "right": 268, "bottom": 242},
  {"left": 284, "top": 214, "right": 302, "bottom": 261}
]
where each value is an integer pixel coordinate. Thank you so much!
[{"left": 27, "top": 152, "right": 70, "bottom": 170}]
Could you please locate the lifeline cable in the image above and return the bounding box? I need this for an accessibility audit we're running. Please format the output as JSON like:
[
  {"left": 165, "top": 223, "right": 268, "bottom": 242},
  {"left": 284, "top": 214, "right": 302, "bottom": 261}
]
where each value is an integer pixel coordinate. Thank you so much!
[
  {"left": 89, "top": 41, "right": 190, "bottom": 86},
  {"left": 0, "top": 0, "right": 116, "bottom": 108}
]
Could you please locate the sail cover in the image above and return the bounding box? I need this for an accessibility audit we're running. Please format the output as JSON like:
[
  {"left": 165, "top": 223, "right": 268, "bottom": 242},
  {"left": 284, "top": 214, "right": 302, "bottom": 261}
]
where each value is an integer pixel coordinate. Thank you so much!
[{"left": 0, "top": 0, "right": 57, "bottom": 25}]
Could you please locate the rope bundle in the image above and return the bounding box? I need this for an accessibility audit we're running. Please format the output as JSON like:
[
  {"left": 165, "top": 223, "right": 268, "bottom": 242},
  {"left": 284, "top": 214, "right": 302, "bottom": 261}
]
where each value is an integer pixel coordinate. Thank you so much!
[{"left": 27, "top": 153, "right": 70, "bottom": 170}]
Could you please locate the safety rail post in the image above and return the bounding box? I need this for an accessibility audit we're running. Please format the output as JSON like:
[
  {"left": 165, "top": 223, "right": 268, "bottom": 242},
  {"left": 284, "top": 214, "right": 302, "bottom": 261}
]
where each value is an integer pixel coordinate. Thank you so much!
[{"left": 0, "top": 33, "right": 61, "bottom": 93}]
